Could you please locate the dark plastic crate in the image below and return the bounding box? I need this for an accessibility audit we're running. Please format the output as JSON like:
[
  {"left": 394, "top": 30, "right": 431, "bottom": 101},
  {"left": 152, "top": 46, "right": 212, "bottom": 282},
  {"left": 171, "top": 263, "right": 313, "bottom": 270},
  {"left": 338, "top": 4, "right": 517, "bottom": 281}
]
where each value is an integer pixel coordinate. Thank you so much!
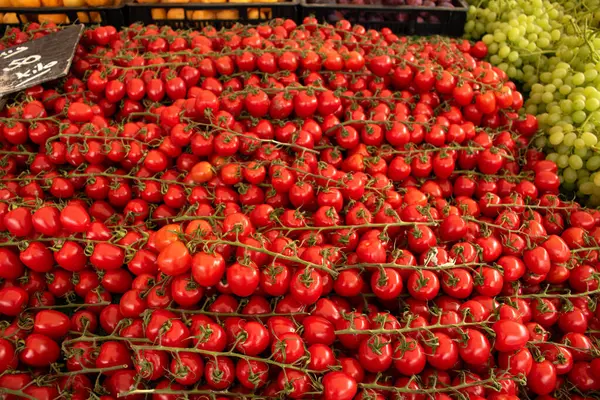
[
  {"left": 0, "top": 3, "right": 128, "bottom": 29},
  {"left": 127, "top": 1, "right": 299, "bottom": 29},
  {"left": 300, "top": 0, "right": 467, "bottom": 36}
]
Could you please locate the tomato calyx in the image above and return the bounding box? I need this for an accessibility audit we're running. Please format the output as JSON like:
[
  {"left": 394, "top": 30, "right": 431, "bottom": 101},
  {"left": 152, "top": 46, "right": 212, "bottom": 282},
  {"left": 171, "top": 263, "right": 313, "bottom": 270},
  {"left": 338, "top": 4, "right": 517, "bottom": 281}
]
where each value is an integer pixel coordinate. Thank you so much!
[{"left": 367, "top": 335, "right": 389, "bottom": 356}]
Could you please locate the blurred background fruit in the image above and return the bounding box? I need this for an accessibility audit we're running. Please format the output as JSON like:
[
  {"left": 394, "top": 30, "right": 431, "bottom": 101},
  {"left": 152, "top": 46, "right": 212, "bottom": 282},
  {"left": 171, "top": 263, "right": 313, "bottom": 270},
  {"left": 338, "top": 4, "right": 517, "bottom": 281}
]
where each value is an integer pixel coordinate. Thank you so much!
[
  {"left": 135, "top": 0, "right": 284, "bottom": 22},
  {"left": 0, "top": 0, "right": 122, "bottom": 26},
  {"left": 4, "top": 0, "right": 120, "bottom": 5}
]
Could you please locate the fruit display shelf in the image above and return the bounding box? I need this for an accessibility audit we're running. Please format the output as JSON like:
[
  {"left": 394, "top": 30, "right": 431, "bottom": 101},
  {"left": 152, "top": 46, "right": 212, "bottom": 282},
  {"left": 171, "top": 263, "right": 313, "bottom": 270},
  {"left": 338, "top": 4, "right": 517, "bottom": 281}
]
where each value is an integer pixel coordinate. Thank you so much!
[
  {"left": 0, "top": 0, "right": 128, "bottom": 27},
  {"left": 300, "top": 0, "right": 468, "bottom": 36},
  {"left": 127, "top": 0, "right": 299, "bottom": 29}
]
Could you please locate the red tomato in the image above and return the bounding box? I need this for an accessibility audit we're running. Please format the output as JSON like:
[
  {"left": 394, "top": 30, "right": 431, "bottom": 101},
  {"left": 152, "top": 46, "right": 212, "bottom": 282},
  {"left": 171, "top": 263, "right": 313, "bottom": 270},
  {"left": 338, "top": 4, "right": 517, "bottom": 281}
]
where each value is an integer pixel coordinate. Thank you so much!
[
  {"left": 425, "top": 332, "right": 459, "bottom": 370},
  {"left": 157, "top": 241, "right": 192, "bottom": 276},
  {"left": 33, "top": 310, "right": 71, "bottom": 339},
  {"left": 322, "top": 371, "right": 358, "bottom": 400},
  {"left": 527, "top": 360, "right": 557, "bottom": 395},
  {"left": 393, "top": 337, "right": 426, "bottom": 376},
  {"left": 19, "top": 334, "right": 60, "bottom": 367},
  {"left": 0, "top": 287, "right": 29, "bottom": 316},
  {"left": 492, "top": 320, "right": 529, "bottom": 352}
]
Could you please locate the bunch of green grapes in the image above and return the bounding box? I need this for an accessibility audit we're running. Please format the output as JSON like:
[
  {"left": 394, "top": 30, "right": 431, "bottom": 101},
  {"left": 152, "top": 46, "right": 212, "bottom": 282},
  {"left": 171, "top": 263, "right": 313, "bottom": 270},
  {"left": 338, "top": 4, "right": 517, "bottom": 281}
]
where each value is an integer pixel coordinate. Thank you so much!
[
  {"left": 464, "top": 0, "right": 571, "bottom": 86},
  {"left": 556, "top": 0, "right": 600, "bottom": 26},
  {"left": 524, "top": 26, "right": 600, "bottom": 204},
  {"left": 525, "top": 54, "right": 600, "bottom": 204},
  {"left": 466, "top": 0, "right": 600, "bottom": 204}
]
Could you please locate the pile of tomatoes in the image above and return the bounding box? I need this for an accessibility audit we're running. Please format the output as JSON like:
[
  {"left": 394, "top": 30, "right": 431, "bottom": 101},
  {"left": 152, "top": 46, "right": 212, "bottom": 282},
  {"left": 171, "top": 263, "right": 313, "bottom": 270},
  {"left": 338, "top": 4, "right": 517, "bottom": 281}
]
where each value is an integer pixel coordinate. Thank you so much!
[{"left": 0, "top": 18, "right": 598, "bottom": 400}]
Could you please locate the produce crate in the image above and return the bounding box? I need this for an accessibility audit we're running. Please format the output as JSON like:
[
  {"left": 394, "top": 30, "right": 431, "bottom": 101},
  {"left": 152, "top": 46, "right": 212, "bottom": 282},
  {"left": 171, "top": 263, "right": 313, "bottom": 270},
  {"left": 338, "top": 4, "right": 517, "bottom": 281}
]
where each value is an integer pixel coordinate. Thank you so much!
[
  {"left": 300, "top": 0, "right": 468, "bottom": 36},
  {"left": 127, "top": 0, "right": 299, "bottom": 29},
  {"left": 0, "top": 2, "right": 128, "bottom": 28}
]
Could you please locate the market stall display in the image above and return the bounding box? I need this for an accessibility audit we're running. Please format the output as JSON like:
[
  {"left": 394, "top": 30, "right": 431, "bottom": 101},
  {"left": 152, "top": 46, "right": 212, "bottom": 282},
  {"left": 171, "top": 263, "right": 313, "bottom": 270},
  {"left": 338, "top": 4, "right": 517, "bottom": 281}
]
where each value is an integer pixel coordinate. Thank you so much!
[{"left": 0, "top": 7, "right": 598, "bottom": 400}]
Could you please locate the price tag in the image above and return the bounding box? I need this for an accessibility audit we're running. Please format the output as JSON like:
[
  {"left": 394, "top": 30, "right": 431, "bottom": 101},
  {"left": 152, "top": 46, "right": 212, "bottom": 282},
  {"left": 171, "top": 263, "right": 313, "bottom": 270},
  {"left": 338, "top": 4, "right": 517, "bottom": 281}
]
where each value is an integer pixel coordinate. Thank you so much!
[{"left": 0, "top": 24, "right": 84, "bottom": 97}]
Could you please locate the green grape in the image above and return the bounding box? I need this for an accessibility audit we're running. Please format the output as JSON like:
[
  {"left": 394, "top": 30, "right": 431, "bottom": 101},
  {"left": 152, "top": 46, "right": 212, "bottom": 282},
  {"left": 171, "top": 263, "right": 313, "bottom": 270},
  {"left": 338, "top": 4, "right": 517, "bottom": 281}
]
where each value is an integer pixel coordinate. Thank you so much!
[
  {"left": 556, "top": 143, "right": 571, "bottom": 155},
  {"left": 537, "top": 37, "right": 550, "bottom": 48},
  {"left": 526, "top": 42, "right": 538, "bottom": 52},
  {"left": 517, "top": 38, "right": 529, "bottom": 49},
  {"left": 526, "top": 104, "right": 539, "bottom": 115},
  {"left": 548, "top": 125, "right": 563, "bottom": 135},
  {"left": 575, "top": 147, "right": 590, "bottom": 159},
  {"left": 548, "top": 105, "right": 562, "bottom": 115},
  {"left": 578, "top": 169, "right": 590, "bottom": 179},
  {"left": 552, "top": 69, "right": 568, "bottom": 81},
  {"left": 585, "top": 69, "right": 599, "bottom": 82},
  {"left": 572, "top": 72, "right": 586, "bottom": 85},
  {"left": 593, "top": 172, "right": 600, "bottom": 187},
  {"left": 586, "top": 155, "right": 600, "bottom": 170},
  {"left": 580, "top": 181, "right": 595, "bottom": 195},
  {"left": 572, "top": 110, "right": 588, "bottom": 124},
  {"left": 569, "top": 154, "right": 584, "bottom": 169},
  {"left": 488, "top": 43, "right": 500, "bottom": 55},
  {"left": 583, "top": 86, "right": 598, "bottom": 98},
  {"left": 564, "top": 167, "right": 578, "bottom": 183},
  {"left": 560, "top": 49, "right": 574, "bottom": 61},
  {"left": 586, "top": 98, "right": 600, "bottom": 112},
  {"left": 590, "top": 87, "right": 600, "bottom": 100},
  {"left": 574, "top": 138, "right": 586, "bottom": 149},
  {"left": 540, "top": 72, "right": 553, "bottom": 83},
  {"left": 547, "top": 153, "right": 560, "bottom": 163},
  {"left": 541, "top": 92, "right": 554, "bottom": 103},
  {"left": 507, "top": 51, "right": 519, "bottom": 62},
  {"left": 581, "top": 132, "right": 598, "bottom": 146},
  {"left": 572, "top": 99, "right": 586, "bottom": 111},
  {"left": 490, "top": 55, "right": 502, "bottom": 65},
  {"left": 536, "top": 37, "right": 550, "bottom": 49},
  {"left": 482, "top": 34, "right": 495, "bottom": 45},
  {"left": 560, "top": 99, "right": 573, "bottom": 112},
  {"left": 535, "top": 136, "right": 547, "bottom": 147},
  {"left": 531, "top": 83, "right": 544, "bottom": 93},
  {"left": 563, "top": 132, "right": 577, "bottom": 146},
  {"left": 557, "top": 154, "right": 569, "bottom": 168},
  {"left": 498, "top": 46, "right": 511, "bottom": 58},
  {"left": 475, "top": 22, "right": 486, "bottom": 34},
  {"left": 547, "top": 113, "right": 562, "bottom": 125},
  {"left": 507, "top": 27, "right": 520, "bottom": 41},
  {"left": 494, "top": 31, "right": 507, "bottom": 42}
]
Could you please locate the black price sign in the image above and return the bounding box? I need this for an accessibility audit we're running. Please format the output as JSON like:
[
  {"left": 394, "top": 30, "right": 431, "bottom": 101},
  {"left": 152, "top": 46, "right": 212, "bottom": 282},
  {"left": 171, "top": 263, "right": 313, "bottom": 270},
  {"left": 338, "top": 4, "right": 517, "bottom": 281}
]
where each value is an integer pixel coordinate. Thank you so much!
[{"left": 0, "top": 24, "right": 84, "bottom": 97}]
